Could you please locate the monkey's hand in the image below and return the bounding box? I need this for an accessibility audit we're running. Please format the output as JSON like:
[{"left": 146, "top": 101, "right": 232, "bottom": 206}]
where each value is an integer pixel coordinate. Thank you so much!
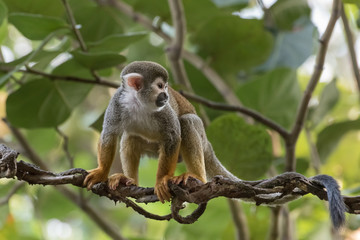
[
  {"left": 172, "top": 172, "right": 206, "bottom": 185},
  {"left": 108, "top": 173, "right": 136, "bottom": 190},
  {"left": 155, "top": 175, "right": 172, "bottom": 203},
  {"left": 84, "top": 168, "right": 108, "bottom": 190}
]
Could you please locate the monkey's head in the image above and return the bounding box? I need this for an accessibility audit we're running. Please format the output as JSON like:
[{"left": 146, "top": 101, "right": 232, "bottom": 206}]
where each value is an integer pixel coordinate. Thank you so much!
[{"left": 121, "top": 61, "right": 169, "bottom": 111}]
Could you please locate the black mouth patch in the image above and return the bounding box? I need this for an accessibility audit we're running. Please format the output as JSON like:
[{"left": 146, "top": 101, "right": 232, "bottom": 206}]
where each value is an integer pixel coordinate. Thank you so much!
[{"left": 156, "top": 92, "right": 168, "bottom": 107}]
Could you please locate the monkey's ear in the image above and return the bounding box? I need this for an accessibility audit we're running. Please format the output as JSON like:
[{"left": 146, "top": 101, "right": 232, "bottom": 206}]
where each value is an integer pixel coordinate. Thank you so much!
[{"left": 123, "top": 73, "right": 143, "bottom": 91}]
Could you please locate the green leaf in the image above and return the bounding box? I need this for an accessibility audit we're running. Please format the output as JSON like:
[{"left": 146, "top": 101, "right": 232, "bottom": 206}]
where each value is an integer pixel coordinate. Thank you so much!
[
  {"left": 52, "top": 58, "right": 93, "bottom": 79},
  {"left": 6, "top": 79, "right": 92, "bottom": 128},
  {"left": 87, "top": 32, "right": 148, "bottom": 53},
  {"left": 90, "top": 112, "right": 104, "bottom": 132},
  {"left": 132, "top": 0, "right": 170, "bottom": 22},
  {"left": 269, "top": 0, "right": 311, "bottom": 30},
  {"left": 237, "top": 68, "right": 301, "bottom": 130},
  {"left": 0, "top": 0, "right": 8, "bottom": 26},
  {"left": 0, "top": 18, "right": 7, "bottom": 44},
  {"left": 257, "top": 22, "right": 318, "bottom": 71},
  {"left": 126, "top": 36, "right": 167, "bottom": 65},
  {"left": 69, "top": 0, "right": 124, "bottom": 42},
  {"left": 206, "top": 114, "right": 273, "bottom": 180},
  {"left": 316, "top": 119, "right": 360, "bottom": 162},
  {"left": 3, "top": 0, "right": 64, "bottom": 17},
  {"left": 308, "top": 79, "right": 339, "bottom": 128},
  {"left": 8, "top": 13, "right": 68, "bottom": 40},
  {"left": 191, "top": 15, "right": 274, "bottom": 73},
  {"left": 183, "top": 0, "right": 219, "bottom": 32},
  {"left": 343, "top": 0, "right": 360, "bottom": 7},
  {"left": 71, "top": 51, "right": 126, "bottom": 70}
]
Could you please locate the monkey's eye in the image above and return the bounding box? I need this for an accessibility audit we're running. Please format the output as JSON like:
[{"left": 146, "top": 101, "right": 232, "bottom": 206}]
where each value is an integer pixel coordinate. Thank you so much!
[{"left": 157, "top": 83, "right": 164, "bottom": 89}]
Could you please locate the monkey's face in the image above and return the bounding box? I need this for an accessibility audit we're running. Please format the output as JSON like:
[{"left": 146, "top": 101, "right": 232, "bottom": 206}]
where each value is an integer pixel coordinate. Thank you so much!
[
  {"left": 123, "top": 73, "right": 169, "bottom": 111},
  {"left": 142, "top": 77, "right": 169, "bottom": 111}
]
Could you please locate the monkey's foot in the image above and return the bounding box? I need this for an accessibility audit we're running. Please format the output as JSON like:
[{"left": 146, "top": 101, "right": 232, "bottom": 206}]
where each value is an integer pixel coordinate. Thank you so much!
[
  {"left": 171, "top": 172, "right": 206, "bottom": 185},
  {"left": 108, "top": 173, "right": 136, "bottom": 190},
  {"left": 84, "top": 168, "right": 108, "bottom": 190},
  {"left": 155, "top": 175, "right": 172, "bottom": 203}
]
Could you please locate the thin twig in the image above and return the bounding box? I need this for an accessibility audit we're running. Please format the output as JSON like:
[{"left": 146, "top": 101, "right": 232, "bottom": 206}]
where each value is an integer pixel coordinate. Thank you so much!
[
  {"left": 56, "top": 127, "right": 74, "bottom": 168},
  {"left": 61, "top": 0, "right": 102, "bottom": 82},
  {"left": 227, "top": 199, "right": 249, "bottom": 240},
  {"left": 269, "top": 207, "right": 281, "bottom": 240},
  {"left": 180, "top": 91, "right": 290, "bottom": 138},
  {"left": 61, "top": 0, "right": 87, "bottom": 51},
  {"left": 340, "top": 3, "right": 360, "bottom": 92},
  {"left": 287, "top": 0, "right": 341, "bottom": 171},
  {"left": 0, "top": 65, "right": 120, "bottom": 88},
  {"left": 305, "top": 127, "right": 321, "bottom": 174}
]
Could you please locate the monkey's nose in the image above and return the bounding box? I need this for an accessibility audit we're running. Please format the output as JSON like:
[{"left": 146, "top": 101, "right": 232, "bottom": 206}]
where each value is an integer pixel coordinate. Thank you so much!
[{"left": 156, "top": 92, "right": 168, "bottom": 107}]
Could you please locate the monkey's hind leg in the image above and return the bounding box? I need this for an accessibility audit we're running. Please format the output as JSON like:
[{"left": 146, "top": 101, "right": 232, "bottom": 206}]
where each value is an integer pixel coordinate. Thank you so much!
[
  {"left": 174, "top": 114, "right": 207, "bottom": 185},
  {"left": 108, "top": 134, "right": 141, "bottom": 190}
]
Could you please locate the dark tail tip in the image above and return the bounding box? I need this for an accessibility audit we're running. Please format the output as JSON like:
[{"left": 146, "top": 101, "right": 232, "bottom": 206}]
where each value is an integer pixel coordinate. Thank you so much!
[{"left": 312, "top": 175, "right": 346, "bottom": 229}]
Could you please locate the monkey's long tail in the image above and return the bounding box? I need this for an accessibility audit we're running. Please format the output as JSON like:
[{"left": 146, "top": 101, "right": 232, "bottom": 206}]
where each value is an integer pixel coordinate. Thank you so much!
[
  {"left": 311, "top": 174, "right": 346, "bottom": 229},
  {"left": 204, "top": 141, "right": 240, "bottom": 182}
]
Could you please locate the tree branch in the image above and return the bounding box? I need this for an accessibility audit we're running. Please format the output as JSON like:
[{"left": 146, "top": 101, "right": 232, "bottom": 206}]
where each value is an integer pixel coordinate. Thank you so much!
[
  {"left": 1, "top": 144, "right": 359, "bottom": 225},
  {"left": 61, "top": 0, "right": 102, "bottom": 81},
  {"left": 340, "top": 3, "right": 360, "bottom": 92},
  {"left": 287, "top": 0, "right": 342, "bottom": 171},
  {"left": 0, "top": 65, "right": 120, "bottom": 88},
  {"left": 180, "top": 91, "right": 289, "bottom": 138}
]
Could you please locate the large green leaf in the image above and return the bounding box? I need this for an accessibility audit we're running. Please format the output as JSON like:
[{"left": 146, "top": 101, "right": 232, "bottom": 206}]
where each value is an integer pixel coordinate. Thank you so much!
[
  {"left": 236, "top": 68, "right": 301, "bottom": 129},
  {"left": 8, "top": 13, "right": 68, "bottom": 40},
  {"left": 69, "top": 0, "right": 124, "bottom": 42},
  {"left": 308, "top": 79, "right": 339, "bottom": 128},
  {"left": 183, "top": 0, "right": 219, "bottom": 32},
  {"left": 71, "top": 51, "right": 126, "bottom": 70},
  {"left": 87, "top": 32, "right": 147, "bottom": 53},
  {"left": 206, "top": 114, "right": 273, "bottom": 180},
  {"left": 316, "top": 119, "right": 360, "bottom": 162},
  {"left": 257, "top": 22, "right": 318, "bottom": 71},
  {"left": 191, "top": 15, "right": 274, "bottom": 73},
  {"left": 6, "top": 79, "right": 92, "bottom": 128},
  {"left": 3, "top": 0, "right": 64, "bottom": 17},
  {"left": 132, "top": 0, "right": 171, "bottom": 22},
  {"left": 52, "top": 58, "right": 93, "bottom": 79},
  {"left": 269, "top": 0, "right": 311, "bottom": 30}
]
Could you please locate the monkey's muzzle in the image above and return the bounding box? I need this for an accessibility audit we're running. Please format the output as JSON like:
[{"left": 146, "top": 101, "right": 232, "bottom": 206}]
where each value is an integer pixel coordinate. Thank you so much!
[{"left": 156, "top": 92, "right": 168, "bottom": 107}]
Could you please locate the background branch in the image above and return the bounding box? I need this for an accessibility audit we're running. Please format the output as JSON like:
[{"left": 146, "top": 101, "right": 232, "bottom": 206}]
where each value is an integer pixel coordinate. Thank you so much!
[
  {"left": 180, "top": 91, "right": 289, "bottom": 138},
  {"left": 287, "top": 0, "right": 342, "bottom": 171},
  {"left": 0, "top": 65, "right": 120, "bottom": 88},
  {"left": 340, "top": 3, "right": 360, "bottom": 92}
]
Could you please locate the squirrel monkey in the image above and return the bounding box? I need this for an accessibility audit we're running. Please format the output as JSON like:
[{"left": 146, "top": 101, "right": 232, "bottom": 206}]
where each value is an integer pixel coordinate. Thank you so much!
[
  {"left": 84, "top": 61, "right": 237, "bottom": 202},
  {"left": 84, "top": 61, "right": 345, "bottom": 229}
]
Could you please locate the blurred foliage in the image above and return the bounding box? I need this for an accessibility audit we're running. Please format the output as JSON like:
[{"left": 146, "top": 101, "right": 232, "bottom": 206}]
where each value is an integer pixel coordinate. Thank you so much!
[
  {"left": 0, "top": 0, "right": 359, "bottom": 239},
  {"left": 206, "top": 114, "right": 272, "bottom": 180}
]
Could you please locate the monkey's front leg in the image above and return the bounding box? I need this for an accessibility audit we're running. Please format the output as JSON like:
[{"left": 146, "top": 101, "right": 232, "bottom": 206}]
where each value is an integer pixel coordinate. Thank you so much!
[
  {"left": 84, "top": 134, "right": 117, "bottom": 189},
  {"left": 155, "top": 140, "right": 181, "bottom": 203}
]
